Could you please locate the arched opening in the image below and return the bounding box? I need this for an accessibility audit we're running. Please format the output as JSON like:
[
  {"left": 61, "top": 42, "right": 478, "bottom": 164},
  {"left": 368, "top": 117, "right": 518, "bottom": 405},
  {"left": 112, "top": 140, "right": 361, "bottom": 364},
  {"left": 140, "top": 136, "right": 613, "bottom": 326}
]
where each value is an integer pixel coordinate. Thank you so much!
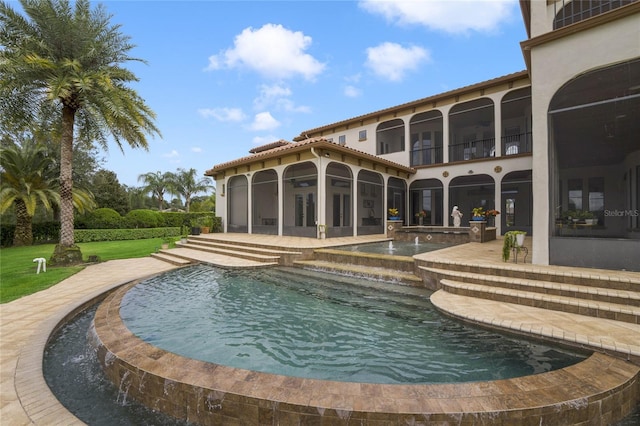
[
  {"left": 357, "top": 170, "right": 384, "bottom": 235},
  {"left": 501, "top": 87, "right": 532, "bottom": 155},
  {"left": 409, "top": 179, "right": 443, "bottom": 226},
  {"left": 549, "top": 58, "right": 640, "bottom": 271},
  {"left": 325, "top": 162, "right": 353, "bottom": 237},
  {"left": 449, "top": 98, "right": 495, "bottom": 162},
  {"left": 387, "top": 177, "right": 407, "bottom": 224},
  {"left": 252, "top": 170, "right": 278, "bottom": 235},
  {"left": 410, "top": 111, "right": 443, "bottom": 166},
  {"left": 283, "top": 162, "right": 318, "bottom": 237},
  {"left": 501, "top": 170, "right": 532, "bottom": 235},
  {"left": 376, "top": 119, "right": 405, "bottom": 155},
  {"left": 449, "top": 175, "right": 496, "bottom": 226},
  {"left": 227, "top": 175, "right": 248, "bottom": 233}
]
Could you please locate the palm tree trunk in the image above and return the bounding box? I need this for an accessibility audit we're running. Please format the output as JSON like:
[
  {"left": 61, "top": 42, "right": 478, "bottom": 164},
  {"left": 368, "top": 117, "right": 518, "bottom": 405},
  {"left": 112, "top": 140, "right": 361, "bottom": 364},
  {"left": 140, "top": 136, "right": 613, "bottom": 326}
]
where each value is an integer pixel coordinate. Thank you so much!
[
  {"left": 51, "top": 105, "right": 83, "bottom": 265},
  {"left": 13, "top": 199, "right": 33, "bottom": 246},
  {"left": 59, "top": 105, "right": 75, "bottom": 247}
]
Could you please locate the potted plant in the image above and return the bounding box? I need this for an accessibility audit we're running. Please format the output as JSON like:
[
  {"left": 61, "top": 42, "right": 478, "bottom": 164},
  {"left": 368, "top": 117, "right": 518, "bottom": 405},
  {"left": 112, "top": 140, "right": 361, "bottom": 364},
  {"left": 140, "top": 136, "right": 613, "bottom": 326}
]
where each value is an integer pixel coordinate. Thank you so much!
[
  {"left": 502, "top": 230, "right": 526, "bottom": 262},
  {"left": 190, "top": 219, "right": 201, "bottom": 235},
  {"left": 581, "top": 210, "right": 597, "bottom": 225},
  {"left": 472, "top": 207, "right": 486, "bottom": 220},
  {"left": 415, "top": 210, "right": 427, "bottom": 225},
  {"left": 388, "top": 208, "right": 400, "bottom": 220}
]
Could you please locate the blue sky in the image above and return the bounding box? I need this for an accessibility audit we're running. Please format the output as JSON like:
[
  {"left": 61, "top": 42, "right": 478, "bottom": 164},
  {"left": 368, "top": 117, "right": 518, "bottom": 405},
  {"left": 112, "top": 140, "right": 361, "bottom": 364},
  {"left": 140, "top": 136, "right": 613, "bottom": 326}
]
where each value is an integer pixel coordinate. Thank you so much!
[{"left": 95, "top": 0, "right": 528, "bottom": 187}]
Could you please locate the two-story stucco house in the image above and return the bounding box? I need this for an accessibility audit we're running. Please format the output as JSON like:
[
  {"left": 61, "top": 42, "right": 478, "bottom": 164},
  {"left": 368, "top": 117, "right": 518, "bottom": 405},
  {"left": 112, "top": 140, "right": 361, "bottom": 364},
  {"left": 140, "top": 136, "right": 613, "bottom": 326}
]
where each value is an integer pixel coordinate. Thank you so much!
[{"left": 206, "top": 0, "right": 640, "bottom": 272}]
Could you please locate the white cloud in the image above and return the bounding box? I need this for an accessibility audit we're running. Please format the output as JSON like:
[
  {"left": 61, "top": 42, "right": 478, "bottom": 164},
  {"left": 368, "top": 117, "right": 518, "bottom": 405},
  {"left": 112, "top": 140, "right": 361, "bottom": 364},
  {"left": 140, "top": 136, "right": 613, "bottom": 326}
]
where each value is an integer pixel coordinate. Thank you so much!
[
  {"left": 198, "top": 107, "right": 246, "bottom": 122},
  {"left": 365, "top": 42, "right": 430, "bottom": 81},
  {"left": 344, "top": 85, "right": 361, "bottom": 98},
  {"left": 359, "top": 0, "right": 516, "bottom": 35},
  {"left": 163, "top": 150, "right": 179, "bottom": 158},
  {"left": 250, "top": 112, "right": 281, "bottom": 131},
  {"left": 206, "top": 23, "right": 326, "bottom": 80},
  {"left": 191, "top": 147, "right": 203, "bottom": 153},
  {"left": 253, "top": 83, "right": 311, "bottom": 113}
]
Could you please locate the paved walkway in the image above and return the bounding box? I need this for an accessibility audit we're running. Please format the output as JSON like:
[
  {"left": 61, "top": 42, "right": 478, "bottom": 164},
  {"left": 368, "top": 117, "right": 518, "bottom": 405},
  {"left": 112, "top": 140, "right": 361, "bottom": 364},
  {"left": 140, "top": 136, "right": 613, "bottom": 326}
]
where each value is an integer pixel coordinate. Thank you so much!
[{"left": 1, "top": 236, "right": 639, "bottom": 424}]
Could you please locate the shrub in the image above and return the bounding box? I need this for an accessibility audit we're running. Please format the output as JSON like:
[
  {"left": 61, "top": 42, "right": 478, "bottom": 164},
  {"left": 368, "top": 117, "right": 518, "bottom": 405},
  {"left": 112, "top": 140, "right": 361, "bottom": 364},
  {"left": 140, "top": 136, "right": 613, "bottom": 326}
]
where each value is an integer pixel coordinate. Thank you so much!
[
  {"left": 125, "top": 209, "right": 164, "bottom": 228},
  {"left": 74, "top": 227, "right": 181, "bottom": 242},
  {"left": 76, "top": 208, "right": 123, "bottom": 229}
]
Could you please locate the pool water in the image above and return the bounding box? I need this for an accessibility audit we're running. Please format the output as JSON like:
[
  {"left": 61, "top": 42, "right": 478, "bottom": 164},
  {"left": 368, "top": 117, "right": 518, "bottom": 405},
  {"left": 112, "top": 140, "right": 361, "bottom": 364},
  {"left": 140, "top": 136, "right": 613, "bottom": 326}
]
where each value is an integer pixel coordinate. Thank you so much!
[
  {"left": 341, "top": 240, "right": 456, "bottom": 256},
  {"left": 43, "top": 306, "right": 192, "bottom": 426},
  {"left": 120, "top": 265, "right": 585, "bottom": 384}
]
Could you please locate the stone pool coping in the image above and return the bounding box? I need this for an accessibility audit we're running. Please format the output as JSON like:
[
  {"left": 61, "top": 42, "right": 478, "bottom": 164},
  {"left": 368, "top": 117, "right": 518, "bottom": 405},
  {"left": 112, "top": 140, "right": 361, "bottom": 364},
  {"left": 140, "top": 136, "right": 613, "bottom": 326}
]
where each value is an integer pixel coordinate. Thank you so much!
[{"left": 92, "top": 279, "right": 640, "bottom": 425}]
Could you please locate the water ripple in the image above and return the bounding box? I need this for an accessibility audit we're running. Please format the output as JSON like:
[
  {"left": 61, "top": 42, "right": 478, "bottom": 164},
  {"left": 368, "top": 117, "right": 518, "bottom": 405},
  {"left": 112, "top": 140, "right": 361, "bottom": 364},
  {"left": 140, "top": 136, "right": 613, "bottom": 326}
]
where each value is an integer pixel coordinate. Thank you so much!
[{"left": 120, "top": 265, "right": 584, "bottom": 384}]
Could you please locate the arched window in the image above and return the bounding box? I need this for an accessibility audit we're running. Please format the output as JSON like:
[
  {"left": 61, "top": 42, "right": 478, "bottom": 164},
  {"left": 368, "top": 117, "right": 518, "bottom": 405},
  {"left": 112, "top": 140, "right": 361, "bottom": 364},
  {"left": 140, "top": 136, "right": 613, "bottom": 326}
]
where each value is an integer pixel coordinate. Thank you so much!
[
  {"left": 227, "top": 175, "right": 248, "bottom": 233},
  {"left": 357, "top": 170, "right": 384, "bottom": 235},
  {"left": 283, "top": 162, "right": 317, "bottom": 237},
  {"left": 449, "top": 98, "right": 495, "bottom": 162},
  {"left": 410, "top": 111, "right": 443, "bottom": 166},
  {"left": 549, "top": 58, "right": 640, "bottom": 270},
  {"left": 553, "top": 0, "right": 635, "bottom": 29},
  {"left": 326, "top": 162, "right": 353, "bottom": 237},
  {"left": 501, "top": 87, "right": 532, "bottom": 155},
  {"left": 376, "top": 119, "right": 405, "bottom": 155},
  {"left": 252, "top": 170, "right": 278, "bottom": 234},
  {"left": 409, "top": 179, "right": 443, "bottom": 225}
]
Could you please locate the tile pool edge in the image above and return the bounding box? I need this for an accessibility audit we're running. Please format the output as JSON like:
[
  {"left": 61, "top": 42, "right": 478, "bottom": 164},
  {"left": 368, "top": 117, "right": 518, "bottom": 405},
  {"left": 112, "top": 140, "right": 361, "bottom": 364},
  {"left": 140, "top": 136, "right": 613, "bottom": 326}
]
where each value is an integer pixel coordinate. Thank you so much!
[{"left": 92, "top": 281, "right": 640, "bottom": 425}]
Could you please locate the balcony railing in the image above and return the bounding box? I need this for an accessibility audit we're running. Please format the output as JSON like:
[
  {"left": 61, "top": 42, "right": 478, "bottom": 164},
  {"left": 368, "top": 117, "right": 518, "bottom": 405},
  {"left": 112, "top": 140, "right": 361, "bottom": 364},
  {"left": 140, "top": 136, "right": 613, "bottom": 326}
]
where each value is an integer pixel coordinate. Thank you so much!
[
  {"left": 410, "top": 146, "right": 443, "bottom": 166},
  {"left": 501, "top": 132, "right": 532, "bottom": 155},
  {"left": 449, "top": 138, "right": 495, "bottom": 162}
]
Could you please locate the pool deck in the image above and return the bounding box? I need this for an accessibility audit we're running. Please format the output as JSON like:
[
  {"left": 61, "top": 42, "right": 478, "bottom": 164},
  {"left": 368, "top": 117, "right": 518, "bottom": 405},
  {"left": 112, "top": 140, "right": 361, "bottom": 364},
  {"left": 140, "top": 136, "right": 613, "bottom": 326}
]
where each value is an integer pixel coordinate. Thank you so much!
[{"left": 1, "top": 234, "right": 639, "bottom": 424}]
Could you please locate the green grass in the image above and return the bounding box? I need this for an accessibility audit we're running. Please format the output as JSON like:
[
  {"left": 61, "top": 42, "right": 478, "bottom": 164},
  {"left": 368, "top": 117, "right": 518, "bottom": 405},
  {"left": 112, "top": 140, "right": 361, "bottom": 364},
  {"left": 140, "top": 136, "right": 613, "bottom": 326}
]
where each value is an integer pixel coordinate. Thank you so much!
[{"left": 0, "top": 238, "right": 173, "bottom": 304}]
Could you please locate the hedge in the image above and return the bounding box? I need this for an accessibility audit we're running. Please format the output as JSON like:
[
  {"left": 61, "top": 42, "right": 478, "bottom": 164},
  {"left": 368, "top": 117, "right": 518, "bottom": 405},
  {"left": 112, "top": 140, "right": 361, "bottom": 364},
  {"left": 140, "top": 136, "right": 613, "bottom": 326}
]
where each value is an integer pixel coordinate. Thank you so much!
[{"left": 74, "top": 227, "right": 181, "bottom": 243}]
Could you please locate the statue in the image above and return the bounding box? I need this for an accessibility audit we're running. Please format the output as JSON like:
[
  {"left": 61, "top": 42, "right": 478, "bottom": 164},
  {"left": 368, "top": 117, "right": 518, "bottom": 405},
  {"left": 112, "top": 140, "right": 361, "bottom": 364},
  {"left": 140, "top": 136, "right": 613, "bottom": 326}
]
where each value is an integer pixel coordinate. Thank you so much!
[{"left": 451, "top": 206, "right": 463, "bottom": 227}]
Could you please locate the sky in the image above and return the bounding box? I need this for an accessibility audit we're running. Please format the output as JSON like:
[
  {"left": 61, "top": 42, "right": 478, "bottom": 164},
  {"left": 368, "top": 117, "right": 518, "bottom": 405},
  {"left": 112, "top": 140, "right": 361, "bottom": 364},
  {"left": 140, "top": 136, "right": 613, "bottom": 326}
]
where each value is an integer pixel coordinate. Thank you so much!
[{"left": 85, "top": 0, "right": 528, "bottom": 187}]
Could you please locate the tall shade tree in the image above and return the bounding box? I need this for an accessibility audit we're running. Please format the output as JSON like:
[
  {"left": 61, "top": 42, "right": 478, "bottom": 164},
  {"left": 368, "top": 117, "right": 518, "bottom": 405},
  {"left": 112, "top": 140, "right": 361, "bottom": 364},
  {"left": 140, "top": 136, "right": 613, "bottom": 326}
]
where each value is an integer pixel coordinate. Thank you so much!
[
  {"left": 167, "top": 168, "right": 213, "bottom": 212},
  {"left": 0, "top": 0, "right": 160, "bottom": 264},
  {"left": 138, "top": 171, "right": 171, "bottom": 210},
  {"left": 0, "top": 140, "right": 95, "bottom": 246}
]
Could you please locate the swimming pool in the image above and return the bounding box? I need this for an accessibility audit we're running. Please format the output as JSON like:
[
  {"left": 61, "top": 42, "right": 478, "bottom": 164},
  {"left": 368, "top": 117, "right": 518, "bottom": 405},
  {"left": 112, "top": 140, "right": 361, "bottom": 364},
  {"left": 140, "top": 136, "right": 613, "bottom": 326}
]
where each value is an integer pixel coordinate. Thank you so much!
[{"left": 120, "top": 264, "right": 583, "bottom": 384}]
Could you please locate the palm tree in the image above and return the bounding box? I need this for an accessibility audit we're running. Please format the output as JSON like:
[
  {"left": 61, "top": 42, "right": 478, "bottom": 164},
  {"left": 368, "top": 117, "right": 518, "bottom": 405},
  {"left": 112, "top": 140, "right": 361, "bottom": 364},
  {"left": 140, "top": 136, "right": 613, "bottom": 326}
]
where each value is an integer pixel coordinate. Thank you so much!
[
  {"left": 167, "top": 168, "right": 213, "bottom": 212},
  {"left": 138, "top": 171, "right": 171, "bottom": 210},
  {"left": 0, "top": 140, "right": 95, "bottom": 246},
  {"left": 0, "top": 0, "right": 160, "bottom": 264}
]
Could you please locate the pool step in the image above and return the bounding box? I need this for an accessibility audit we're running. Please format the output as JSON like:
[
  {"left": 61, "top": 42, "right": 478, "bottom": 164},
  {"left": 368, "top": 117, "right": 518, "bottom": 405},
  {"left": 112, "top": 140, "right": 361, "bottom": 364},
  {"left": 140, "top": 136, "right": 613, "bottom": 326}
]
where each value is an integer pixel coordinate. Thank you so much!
[
  {"left": 293, "top": 260, "right": 422, "bottom": 286},
  {"left": 154, "top": 247, "right": 278, "bottom": 268},
  {"left": 439, "top": 278, "right": 640, "bottom": 324},
  {"left": 421, "top": 266, "right": 640, "bottom": 307}
]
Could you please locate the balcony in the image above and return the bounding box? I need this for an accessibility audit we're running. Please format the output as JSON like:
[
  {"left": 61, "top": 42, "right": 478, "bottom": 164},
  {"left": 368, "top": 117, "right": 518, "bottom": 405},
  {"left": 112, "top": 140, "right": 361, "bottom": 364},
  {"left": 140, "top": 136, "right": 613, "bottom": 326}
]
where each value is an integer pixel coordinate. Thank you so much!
[
  {"left": 410, "top": 146, "right": 444, "bottom": 167},
  {"left": 501, "top": 132, "right": 532, "bottom": 155},
  {"left": 449, "top": 138, "right": 496, "bottom": 162}
]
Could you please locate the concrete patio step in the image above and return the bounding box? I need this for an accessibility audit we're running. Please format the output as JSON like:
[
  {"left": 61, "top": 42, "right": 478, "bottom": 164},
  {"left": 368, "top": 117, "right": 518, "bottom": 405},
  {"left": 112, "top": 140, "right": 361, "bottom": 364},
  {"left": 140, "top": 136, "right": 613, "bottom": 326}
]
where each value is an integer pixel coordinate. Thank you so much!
[
  {"left": 440, "top": 278, "right": 640, "bottom": 324},
  {"left": 421, "top": 266, "right": 640, "bottom": 307},
  {"left": 293, "top": 259, "right": 422, "bottom": 286},
  {"left": 183, "top": 238, "right": 300, "bottom": 256},
  {"left": 174, "top": 243, "right": 281, "bottom": 264},
  {"left": 416, "top": 258, "right": 640, "bottom": 292},
  {"left": 150, "top": 252, "right": 193, "bottom": 266}
]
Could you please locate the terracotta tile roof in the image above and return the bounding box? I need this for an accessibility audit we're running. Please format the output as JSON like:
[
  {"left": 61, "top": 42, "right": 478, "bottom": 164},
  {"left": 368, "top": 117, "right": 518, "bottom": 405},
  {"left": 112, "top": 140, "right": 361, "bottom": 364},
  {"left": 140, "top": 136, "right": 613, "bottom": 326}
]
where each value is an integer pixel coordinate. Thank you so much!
[
  {"left": 248, "top": 139, "right": 291, "bottom": 154},
  {"left": 294, "top": 70, "right": 530, "bottom": 140},
  {"left": 205, "top": 137, "right": 415, "bottom": 177}
]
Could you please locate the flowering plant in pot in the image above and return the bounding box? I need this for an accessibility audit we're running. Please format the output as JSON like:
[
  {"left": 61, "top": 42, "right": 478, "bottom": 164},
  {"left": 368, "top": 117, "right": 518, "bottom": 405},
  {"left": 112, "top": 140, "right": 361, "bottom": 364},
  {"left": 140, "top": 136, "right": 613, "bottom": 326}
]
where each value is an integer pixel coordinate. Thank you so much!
[{"left": 388, "top": 208, "right": 400, "bottom": 219}]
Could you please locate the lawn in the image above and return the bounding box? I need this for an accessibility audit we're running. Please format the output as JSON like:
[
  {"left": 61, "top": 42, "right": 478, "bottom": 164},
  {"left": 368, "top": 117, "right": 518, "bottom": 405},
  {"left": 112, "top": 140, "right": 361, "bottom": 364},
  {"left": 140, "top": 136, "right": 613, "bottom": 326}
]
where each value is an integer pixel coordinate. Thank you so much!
[{"left": 0, "top": 238, "right": 171, "bottom": 304}]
